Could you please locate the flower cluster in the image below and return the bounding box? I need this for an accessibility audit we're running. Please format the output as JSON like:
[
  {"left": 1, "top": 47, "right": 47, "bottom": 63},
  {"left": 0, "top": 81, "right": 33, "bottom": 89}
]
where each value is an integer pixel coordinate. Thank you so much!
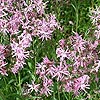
[
  {"left": 0, "top": 0, "right": 59, "bottom": 74},
  {"left": 24, "top": 56, "right": 54, "bottom": 96},
  {"left": 26, "top": 31, "right": 99, "bottom": 96},
  {"left": 11, "top": 30, "right": 32, "bottom": 74},
  {"left": 34, "top": 14, "right": 59, "bottom": 40},
  {"left": 90, "top": 7, "right": 100, "bottom": 39},
  {"left": 0, "top": 0, "right": 100, "bottom": 99},
  {"left": 90, "top": 6, "right": 100, "bottom": 73},
  {"left": 55, "top": 33, "right": 95, "bottom": 95},
  {"left": 0, "top": 44, "right": 8, "bottom": 76}
]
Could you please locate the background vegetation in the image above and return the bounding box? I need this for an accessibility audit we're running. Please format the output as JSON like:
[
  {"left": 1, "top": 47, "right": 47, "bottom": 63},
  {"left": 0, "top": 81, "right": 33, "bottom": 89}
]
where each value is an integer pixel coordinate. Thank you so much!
[{"left": 0, "top": 0, "right": 100, "bottom": 100}]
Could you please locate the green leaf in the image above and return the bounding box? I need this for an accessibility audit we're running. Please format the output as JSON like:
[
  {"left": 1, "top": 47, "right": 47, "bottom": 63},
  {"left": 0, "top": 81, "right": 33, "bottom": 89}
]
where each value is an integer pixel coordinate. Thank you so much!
[{"left": 28, "top": 62, "right": 32, "bottom": 69}]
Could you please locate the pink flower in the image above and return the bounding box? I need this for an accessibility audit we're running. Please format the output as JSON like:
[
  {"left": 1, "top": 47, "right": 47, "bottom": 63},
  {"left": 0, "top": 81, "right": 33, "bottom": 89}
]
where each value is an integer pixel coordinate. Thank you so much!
[
  {"left": 91, "top": 60, "right": 100, "bottom": 72},
  {"left": 53, "top": 65, "right": 70, "bottom": 81},
  {"left": 34, "top": 14, "right": 59, "bottom": 40},
  {"left": 0, "top": 44, "right": 5, "bottom": 59},
  {"left": 56, "top": 47, "right": 67, "bottom": 60},
  {"left": 0, "top": 45, "right": 8, "bottom": 76},
  {"left": 0, "top": 61, "right": 8, "bottom": 76},
  {"left": 0, "top": 0, "right": 13, "bottom": 3},
  {"left": 36, "top": 62, "right": 46, "bottom": 78},
  {"left": 47, "top": 14, "right": 59, "bottom": 28},
  {"left": 70, "top": 32, "right": 85, "bottom": 53},
  {"left": 73, "top": 55, "right": 89, "bottom": 68},
  {"left": 33, "top": 0, "right": 47, "bottom": 15},
  {"left": 40, "top": 77, "right": 53, "bottom": 96},
  {"left": 11, "top": 59, "right": 25, "bottom": 74},
  {"left": 0, "top": 67, "right": 8, "bottom": 76},
  {"left": 11, "top": 31, "right": 32, "bottom": 74},
  {"left": 46, "top": 65, "right": 56, "bottom": 77},
  {"left": 18, "top": 30, "right": 32, "bottom": 48},
  {"left": 56, "top": 47, "right": 71, "bottom": 61},
  {"left": 90, "top": 7, "right": 100, "bottom": 25},
  {"left": 36, "top": 56, "right": 55, "bottom": 77},
  {"left": 94, "top": 29, "right": 100, "bottom": 39},
  {"left": 35, "top": 18, "right": 53, "bottom": 40},
  {"left": 11, "top": 41, "right": 29, "bottom": 60},
  {"left": 27, "top": 81, "right": 40, "bottom": 93},
  {"left": 59, "top": 39, "right": 65, "bottom": 48},
  {"left": 90, "top": 7, "right": 100, "bottom": 39},
  {"left": 63, "top": 80, "right": 73, "bottom": 92},
  {"left": 7, "top": 10, "right": 22, "bottom": 34},
  {"left": 43, "top": 56, "right": 54, "bottom": 66},
  {"left": 0, "top": 19, "right": 8, "bottom": 33},
  {"left": 73, "top": 75, "right": 90, "bottom": 95}
]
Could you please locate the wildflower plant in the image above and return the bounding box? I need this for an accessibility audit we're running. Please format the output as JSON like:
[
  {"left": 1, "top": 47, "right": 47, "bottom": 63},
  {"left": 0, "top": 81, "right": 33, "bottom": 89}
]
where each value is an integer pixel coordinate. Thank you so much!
[
  {"left": 0, "top": 0, "right": 100, "bottom": 100},
  {"left": 26, "top": 31, "right": 99, "bottom": 96},
  {"left": 0, "top": 0, "right": 59, "bottom": 75}
]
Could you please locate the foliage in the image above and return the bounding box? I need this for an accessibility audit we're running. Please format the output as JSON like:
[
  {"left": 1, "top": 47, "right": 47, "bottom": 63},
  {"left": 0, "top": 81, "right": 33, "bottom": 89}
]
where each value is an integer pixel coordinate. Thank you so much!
[{"left": 0, "top": 0, "right": 100, "bottom": 100}]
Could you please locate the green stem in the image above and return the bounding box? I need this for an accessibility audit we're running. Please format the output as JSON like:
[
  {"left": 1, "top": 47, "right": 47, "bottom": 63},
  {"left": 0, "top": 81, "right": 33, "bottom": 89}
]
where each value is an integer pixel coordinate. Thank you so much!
[
  {"left": 62, "top": 89, "right": 68, "bottom": 100},
  {"left": 76, "top": 10, "right": 78, "bottom": 32},
  {"left": 71, "top": 2, "right": 79, "bottom": 32},
  {"left": 57, "top": 83, "right": 60, "bottom": 100},
  {"left": 18, "top": 73, "right": 21, "bottom": 95}
]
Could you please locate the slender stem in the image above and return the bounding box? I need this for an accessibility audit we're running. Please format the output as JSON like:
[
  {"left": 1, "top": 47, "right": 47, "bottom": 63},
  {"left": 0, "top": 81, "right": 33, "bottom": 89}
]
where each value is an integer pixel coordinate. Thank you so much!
[
  {"left": 57, "top": 83, "right": 60, "bottom": 100},
  {"left": 18, "top": 72, "right": 21, "bottom": 95},
  {"left": 62, "top": 89, "right": 68, "bottom": 100},
  {"left": 32, "top": 39, "right": 36, "bottom": 77},
  {"left": 71, "top": 2, "right": 79, "bottom": 32},
  {"left": 76, "top": 9, "right": 78, "bottom": 32}
]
